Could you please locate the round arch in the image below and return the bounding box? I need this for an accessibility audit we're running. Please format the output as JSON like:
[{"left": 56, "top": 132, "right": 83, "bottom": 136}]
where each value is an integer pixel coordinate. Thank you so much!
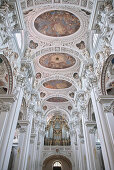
[
  {"left": 42, "top": 155, "right": 72, "bottom": 170},
  {"left": 101, "top": 54, "right": 114, "bottom": 95},
  {"left": 0, "top": 54, "right": 13, "bottom": 94},
  {"left": 45, "top": 108, "right": 70, "bottom": 122}
]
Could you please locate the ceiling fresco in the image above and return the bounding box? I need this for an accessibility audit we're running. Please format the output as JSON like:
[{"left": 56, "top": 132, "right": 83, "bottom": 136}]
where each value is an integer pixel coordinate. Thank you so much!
[
  {"left": 39, "top": 53, "right": 76, "bottom": 69},
  {"left": 43, "top": 80, "right": 72, "bottom": 89},
  {"left": 47, "top": 97, "right": 68, "bottom": 102},
  {"left": 34, "top": 10, "right": 80, "bottom": 37}
]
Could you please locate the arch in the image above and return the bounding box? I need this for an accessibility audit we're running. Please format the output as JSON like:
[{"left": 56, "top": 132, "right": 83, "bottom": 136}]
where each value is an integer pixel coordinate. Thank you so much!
[
  {"left": 18, "top": 97, "right": 27, "bottom": 120},
  {"left": 0, "top": 54, "right": 13, "bottom": 94},
  {"left": 42, "top": 155, "right": 72, "bottom": 170},
  {"left": 45, "top": 108, "right": 70, "bottom": 123},
  {"left": 42, "top": 94, "right": 74, "bottom": 106},
  {"left": 101, "top": 54, "right": 114, "bottom": 95},
  {"left": 87, "top": 98, "right": 96, "bottom": 121},
  {"left": 39, "top": 75, "right": 77, "bottom": 90}
]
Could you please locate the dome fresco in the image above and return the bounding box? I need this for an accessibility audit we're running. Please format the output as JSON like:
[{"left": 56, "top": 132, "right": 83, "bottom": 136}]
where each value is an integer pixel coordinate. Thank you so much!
[
  {"left": 43, "top": 80, "right": 72, "bottom": 89},
  {"left": 39, "top": 53, "right": 76, "bottom": 69},
  {"left": 34, "top": 10, "right": 80, "bottom": 37},
  {"left": 47, "top": 97, "right": 68, "bottom": 102}
]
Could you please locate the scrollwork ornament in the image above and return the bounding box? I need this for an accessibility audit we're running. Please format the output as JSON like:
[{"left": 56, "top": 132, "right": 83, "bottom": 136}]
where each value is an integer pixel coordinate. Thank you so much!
[
  {"left": 89, "top": 128, "right": 96, "bottom": 134},
  {"left": 0, "top": 101, "right": 10, "bottom": 113},
  {"left": 16, "top": 74, "right": 26, "bottom": 87},
  {"left": 103, "top": 102, "right": 114, "bottom": 113},
  {"left": 20, "top": 127, "right": 26, "bottom": 133}
]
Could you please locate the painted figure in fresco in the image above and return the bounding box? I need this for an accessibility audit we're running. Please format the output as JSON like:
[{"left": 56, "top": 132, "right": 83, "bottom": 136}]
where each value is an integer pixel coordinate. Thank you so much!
[
  {"left": 39, "top": 53, "right": 76, "bottom": 69},
  {"left": 34, "top": 10, "right": 80, "bottom": 37},
  {"left": 43, "top": 80, "right": 72, "bottom": 89}
]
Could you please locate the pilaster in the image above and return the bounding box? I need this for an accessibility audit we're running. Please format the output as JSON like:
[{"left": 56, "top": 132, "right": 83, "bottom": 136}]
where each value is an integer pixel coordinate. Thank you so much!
[
  {"left": 91, "top": 88, "right": 114, "bottom": 170},
  {"left": 0, "top": 88, "right": 23, "bottom": 170},
  {"left": 82, "top": 118, "right": 101, "bottom": 170}
]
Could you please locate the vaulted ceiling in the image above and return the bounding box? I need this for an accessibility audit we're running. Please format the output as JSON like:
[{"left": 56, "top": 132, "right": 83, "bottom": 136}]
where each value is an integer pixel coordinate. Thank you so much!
[{"left": 20, "top": 0, "right": 93, "bottom": 122}]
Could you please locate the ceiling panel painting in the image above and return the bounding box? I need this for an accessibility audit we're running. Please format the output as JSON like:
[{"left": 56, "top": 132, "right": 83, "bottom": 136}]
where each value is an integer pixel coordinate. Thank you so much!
[
  {"left": 43, "top": 80, "right": 72, "bottom": 89},
  {"left": 39, "top": 53, "right": 76, "bottom": 69},
  {"left": 47, "top": 97, "right": 68, "bottom": 102},
  {"left": 34, "top": 10, "right": 80, "bottom": 37}
]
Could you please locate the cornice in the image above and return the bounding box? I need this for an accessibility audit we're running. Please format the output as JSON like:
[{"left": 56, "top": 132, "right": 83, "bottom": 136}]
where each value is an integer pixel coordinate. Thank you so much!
[
  {"left": 18, "top": 120, "right": 30, "bottom": 126},
  {"left": 98, "top": 95, "right": 114, "bottom": 104},
  {"left": 84, "top": 121, "right": 96, "bottom": 127},
  {"left": 0, "top": 94, "right": 17, "bottom": 103}
]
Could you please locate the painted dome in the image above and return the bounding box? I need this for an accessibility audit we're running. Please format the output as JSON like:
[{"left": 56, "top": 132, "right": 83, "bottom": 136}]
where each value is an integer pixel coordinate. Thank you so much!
[
  {"left": 39, "top": 53, "right": 76, "bottom": 69},
  {"left": 43, "top": 80, "right": 72, "bottom": 89},
  {"left": 47, "top": 97, "right": 68, "bottom": 102},
  {"left": 34, "top": 10, "right": 80, "bottom": 37}
]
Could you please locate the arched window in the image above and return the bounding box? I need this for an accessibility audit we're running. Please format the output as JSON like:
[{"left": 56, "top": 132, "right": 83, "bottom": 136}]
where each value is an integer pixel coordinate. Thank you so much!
[
  {"left": 53, "top": 161, "right": 61, "bottom": 167},
  {"left": 14, "top": 30, "right": 25, "bottom": 53},
  {"left": 53, "top": 161, "right": 62, "bottom": 170}
]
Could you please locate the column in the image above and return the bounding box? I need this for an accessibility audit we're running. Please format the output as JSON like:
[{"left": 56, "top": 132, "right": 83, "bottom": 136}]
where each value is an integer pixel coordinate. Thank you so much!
[
  {"left": 27, "top": 133, "right": 37, "bottom": 170},
  {"left": 91, "top": 87, "right": 114, "bottom": 170},
  {"left": 0, "top": 87, "right": 23, "bottom": 170},
  {"left": 12, "top": 117, "right": 33, "bottom": 170},
  {"left": 82, "top": 117, "right": 101, "bottom": 170},
  {"left": 75, "top": 144, "right": 79, "bottom": 170},
  {"left": 35, "top": 141, "right": 40, "bottom": 170},
  {"left": 37, "top": 131, "right": 45, "bottom": 170},
  {"left": 70, "top": 131, "right": 79, "bottom": 170},
  {"left": 100, "top": 96, "right": 114, "bottom": 144},
  {"left": 77, "top": 132, "right": 87, "bottom": 170}
]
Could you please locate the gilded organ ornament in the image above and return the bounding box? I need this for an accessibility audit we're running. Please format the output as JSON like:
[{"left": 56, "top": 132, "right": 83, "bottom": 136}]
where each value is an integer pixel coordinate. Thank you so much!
[{"left": 44, "top": 115, "right": 70, "bottom": 146}]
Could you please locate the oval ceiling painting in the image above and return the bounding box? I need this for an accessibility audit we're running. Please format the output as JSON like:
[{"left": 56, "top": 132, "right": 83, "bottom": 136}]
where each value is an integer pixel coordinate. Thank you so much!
[
  {"left": 47, "top": 97, "right": 68, "bottom": 102},
  {"left": 43, "top": 80, "right": 72, "bottom": 89},
  {"left": 39, "top": 53, "right": 76, "bottom": 69},
  {"left": 34, "top": 10, "right": 80, "bottom": 37}
]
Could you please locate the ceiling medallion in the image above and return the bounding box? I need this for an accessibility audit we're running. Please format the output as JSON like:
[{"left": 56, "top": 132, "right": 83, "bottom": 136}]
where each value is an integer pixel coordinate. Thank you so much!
[
  {"left": 73, "top": 72, "right": 79, "bottom": 79},
  {"left": 40, "top": 92, "right": 46, "bottom": 98},
  {"left": 47, "top": 97, "right": 68, "bottom": 102},
  {"left": 69, "top": 92, "right": 74, "bottom": 98},
  {"left": 36, "top": 72, "right": 41, "bottom": 79},
  {"left": 43, "top": 105, "right": 47, "bottom": 110},
  {"left": 68, "top": 106, "right": 72, "bottom": 110},
  {"left": 39, "top": 53, "right": 76, "bottom": 69},
  {"left": 34, "top": 10, "right": 80, "bottom": 37},
  {"left": 43, "top": 80, "right": 72, "bottom": 89}
]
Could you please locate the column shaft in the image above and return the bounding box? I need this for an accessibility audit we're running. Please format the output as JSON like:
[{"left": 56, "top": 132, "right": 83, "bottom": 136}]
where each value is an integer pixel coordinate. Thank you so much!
[
  {"left": 82, "top": 117, "right": 101, "bottom": 170},
  {"left": 13, "top": 114, "right": 33, "bottom": 170},
  {"left": 91, "top": 88, "right": 114, "bottom": 170},
  {"left": 0, "top": 88, "right": 23, "bottom": 170}
]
